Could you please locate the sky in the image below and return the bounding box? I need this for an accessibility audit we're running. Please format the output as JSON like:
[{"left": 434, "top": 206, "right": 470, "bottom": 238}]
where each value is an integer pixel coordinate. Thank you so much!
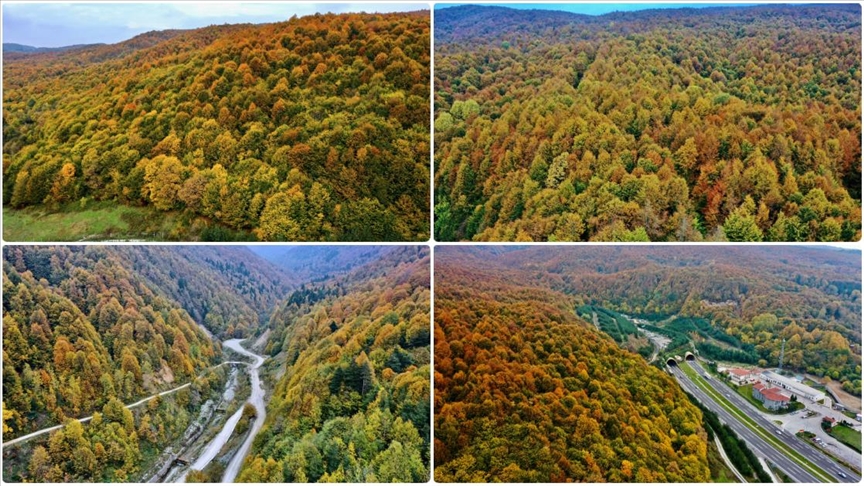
[
  {"left": 2, "top": 2, "right": 424, "bottom": 48},
  {"left": 434, "top": 3, "right": 760, "bottom": 15}
]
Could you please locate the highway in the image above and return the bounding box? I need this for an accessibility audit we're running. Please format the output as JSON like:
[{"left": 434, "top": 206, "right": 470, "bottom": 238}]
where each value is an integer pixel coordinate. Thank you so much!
[
  {"left": 670, "top": 363, "right": 822, "bottom": 482},
  {"left": 688, "top": 361, "right": 860, "bottom": 483},
  {"left": 671, "top": 360, "right": 861, "bottom": 483}
]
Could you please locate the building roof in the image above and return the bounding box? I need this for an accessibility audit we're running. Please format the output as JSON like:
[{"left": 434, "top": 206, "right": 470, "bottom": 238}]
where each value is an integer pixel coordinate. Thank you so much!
[
  {"left": 762, "top": 387, "right": 789, "bottom": 403},
  {"left": 754, "top": 383, "right": 766, "bottom": 392},
  {"left": 761, "top": 371, "right": 825, "bottom": 398},
  {"left": 729, "top": 368, "right": 751, "bottom": 377}
]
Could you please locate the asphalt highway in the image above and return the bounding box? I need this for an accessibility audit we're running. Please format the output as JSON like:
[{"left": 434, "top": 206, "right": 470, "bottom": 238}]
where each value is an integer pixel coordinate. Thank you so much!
[
  {"left": 685, "top": 361, "right": 860, "bottom": 483},
  {"left": 670, "top": 363, "right": 823, "bottom": 482}
]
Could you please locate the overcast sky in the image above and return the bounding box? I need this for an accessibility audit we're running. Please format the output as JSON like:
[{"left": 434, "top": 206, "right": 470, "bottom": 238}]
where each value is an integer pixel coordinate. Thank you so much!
[
  {"left": 435, "top": 3, "right": 760, "bottom": 15},
  {"left": 2, "top": 2, "right": 424, "bottom": 48}
]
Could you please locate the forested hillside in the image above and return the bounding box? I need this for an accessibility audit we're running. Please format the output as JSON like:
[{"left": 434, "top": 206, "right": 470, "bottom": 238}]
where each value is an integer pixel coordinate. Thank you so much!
[
  {"left": 239, "top": 246, "right": 430, "bottom": 482},
  {"left": 248, "top": 245, "right": 388, "bottom": 283},
  {"left": 111, "top": 246, "right": 292, "bottom": 338},
  {"left": 4, "top": 10, "right": 430, "bottom": 241},
  {"left": 434, "top": 248, "right": 710, "bottom": 481},
  {"left": 452, "top": 246, "right": 862, "bottom": 394},
  {"left": 3, "top": 245, "right": 431, "bottom": 482},
  {"left": 2, "top": 246, "right": 220, "bottom": 440},
  {"left": 434, "top": 5, "right": 861, "bottom": 241}
]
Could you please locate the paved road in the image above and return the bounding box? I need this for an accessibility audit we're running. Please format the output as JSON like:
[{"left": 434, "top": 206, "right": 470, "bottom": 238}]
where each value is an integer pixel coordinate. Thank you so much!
[
  {"left": 688, "top": 361, "right": 861, "bottom": 483},
  {"left": 221, "top": 339, "right": 266, "bottom": 483},
  {"left": 2, "top": 381, "right": 194, "bottom": 448},
  {"left": 674, "top": 361, "right": 861, "bottom": 483},
  {"left": 671, "top": 363, "right": 822, "bottom": 482},
  {"left": 2, "top": 361, "right": 249, "bottom": 449},
  {"left": 772, "top": 403, "right": 862, "bottom": 468}
]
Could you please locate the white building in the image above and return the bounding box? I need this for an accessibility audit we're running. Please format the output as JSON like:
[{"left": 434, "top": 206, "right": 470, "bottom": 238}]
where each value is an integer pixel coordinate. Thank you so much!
[
  {"left": 761, "top": 371, "right": 829, "bottom": 405},
  {"left": 724, "top": 368, "right": 756, "bottom": 386},
  {"left": 752, "top": 383, "right": 791, "bottom": 411}
]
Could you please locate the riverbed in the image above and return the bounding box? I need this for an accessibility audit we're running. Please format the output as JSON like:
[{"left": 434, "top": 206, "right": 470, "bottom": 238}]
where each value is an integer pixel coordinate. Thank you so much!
[
  {"left": 170, "top": 338, "right": 266, "bottom": 483},
  {"left": 221, "top": 339, "right": 266, "bottom": 482}
]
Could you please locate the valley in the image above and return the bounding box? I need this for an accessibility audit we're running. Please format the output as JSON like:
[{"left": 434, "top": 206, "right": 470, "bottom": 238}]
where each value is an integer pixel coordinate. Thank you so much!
[
  {"left": 2, "top": 245, "right": 430, "bottom": 482},
  {"left": 434, "top": 245, "right": 861, "bottom": 482}
]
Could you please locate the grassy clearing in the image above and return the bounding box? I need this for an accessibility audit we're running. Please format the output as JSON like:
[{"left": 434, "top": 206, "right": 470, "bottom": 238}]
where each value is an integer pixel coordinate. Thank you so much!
[
  {"left": 3, "top": 202, "right": 254, "bottom": 242},
  {"left": 679, "top": 364, "right": 833, "bottom": 482},
  {"left": 829, "top": 425, "right": 862, "bottom": 453},
  {"left": 3, "top": 202, "right": 175, "bottom": 241}
]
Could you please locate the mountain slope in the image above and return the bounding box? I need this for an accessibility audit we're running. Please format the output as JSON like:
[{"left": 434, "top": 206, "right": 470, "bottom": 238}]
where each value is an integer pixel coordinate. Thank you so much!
[
  {"left": 2, "top": 246, "right": 220, "bottom": 439},
  {"left": 449, "top": 245, "right": 862, "bottom": 393},
  {"left": 434, "top": 4, "right": 861, "bottom": 242},
  {"left": 434, "top": 247, "right": 710, "bottom": 481},
  {"left": 4, "top": 10, "right": 430, "bottom": 241},
  {"left": 248, "top": 245, "right": 390, "bottom": 283},
  {"left": 109, "top": 246, "right": 293, "bottom": 338},
  {"left": 239, "top": 246, "right": 430, "bottom": 482}
]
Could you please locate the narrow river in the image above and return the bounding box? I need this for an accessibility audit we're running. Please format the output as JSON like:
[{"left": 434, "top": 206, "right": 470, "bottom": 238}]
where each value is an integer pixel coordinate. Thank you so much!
[{"left": 175, "top": 338, "right": 265, "bottom": 483}]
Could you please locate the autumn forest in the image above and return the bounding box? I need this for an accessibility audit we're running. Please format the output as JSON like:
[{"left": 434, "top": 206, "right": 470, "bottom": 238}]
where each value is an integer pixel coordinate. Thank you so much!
[
  {"left": 3, "top": 10, "right": 430, "bottom": 241},
  {"left": 2, "top": 1, "right": 863, "bottom": 484},
  {"left": 434, "top": 245, "right": 862, "bottom": 481},
  {"left": 2, "top": 246, "right": 430, "bottom": 482},
  {"left": 434, "top": 4, "right": 862, "bottom": 241}
]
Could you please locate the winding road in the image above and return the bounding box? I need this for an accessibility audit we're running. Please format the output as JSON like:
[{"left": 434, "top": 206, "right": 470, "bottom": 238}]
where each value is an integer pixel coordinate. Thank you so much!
[
  {"left": 3, "top": 347, "right": 266, "bottom": 484},
  {"left": 174, "top": 338, "right": 266, "bottom": 482},
  {"left": 2, "top": 360, "right": 254, "bottom": 449},
  {"left": 221, "top": 339, "right": 266, "bottom": 482}
]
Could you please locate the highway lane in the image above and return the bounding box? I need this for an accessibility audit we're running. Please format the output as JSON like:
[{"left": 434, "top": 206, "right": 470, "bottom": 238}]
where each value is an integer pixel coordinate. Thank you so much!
[
  {"left": 670, "top": 364, "right": 822, "bottom": 482},
  {"left": 687, "top": 361, "right": 861, "bottom": 483}
]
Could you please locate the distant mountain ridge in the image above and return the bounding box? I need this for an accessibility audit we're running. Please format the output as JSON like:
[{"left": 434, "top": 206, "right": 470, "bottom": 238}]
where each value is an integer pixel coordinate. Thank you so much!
[
  {"left": 436, "top": 4, "right": 861, "bottom": 43},
  {"left": 3, "top": 42, "right": 102, "bottom": 54},
  {"left": 248, "top": 246, "right": 392, "bottom": 283}
]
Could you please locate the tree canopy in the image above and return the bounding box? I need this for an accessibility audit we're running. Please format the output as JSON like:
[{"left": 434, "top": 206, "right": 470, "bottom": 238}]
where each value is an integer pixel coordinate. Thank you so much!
[
  {"left": 434, "top": 5, "right": 861, "bottom": 241},
  {"left": 434, "top": 248, "right": 711, "bottom": 481},
  {"left": 4, "top": 11, "right": 430, "bottom": 241},
  {"left": 238, "top": 247, "right": 431, "bottom": 482}
]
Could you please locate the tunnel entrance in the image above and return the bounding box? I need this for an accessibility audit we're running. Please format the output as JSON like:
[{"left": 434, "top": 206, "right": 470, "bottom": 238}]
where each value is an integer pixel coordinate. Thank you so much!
[
  {"left": 685, "top": 352, "right": 695, "bottom": 361},
  {"left": 666, "top": 357, "right": 678, "bottom": 366}
]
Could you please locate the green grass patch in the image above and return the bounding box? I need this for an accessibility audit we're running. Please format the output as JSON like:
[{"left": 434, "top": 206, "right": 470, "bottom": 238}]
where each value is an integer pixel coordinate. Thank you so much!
[
  {"left": 679, "top": 364, "right": 834, "bottom": 482},
  {"left": 829, "top": 425, "right": 862, "bottom": 453},
  {"left": 3, "top": 202, "right": 254, "bottom": 242},
  {"left": 3, "top": 202, "right": 175, "bottom": 241}
]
